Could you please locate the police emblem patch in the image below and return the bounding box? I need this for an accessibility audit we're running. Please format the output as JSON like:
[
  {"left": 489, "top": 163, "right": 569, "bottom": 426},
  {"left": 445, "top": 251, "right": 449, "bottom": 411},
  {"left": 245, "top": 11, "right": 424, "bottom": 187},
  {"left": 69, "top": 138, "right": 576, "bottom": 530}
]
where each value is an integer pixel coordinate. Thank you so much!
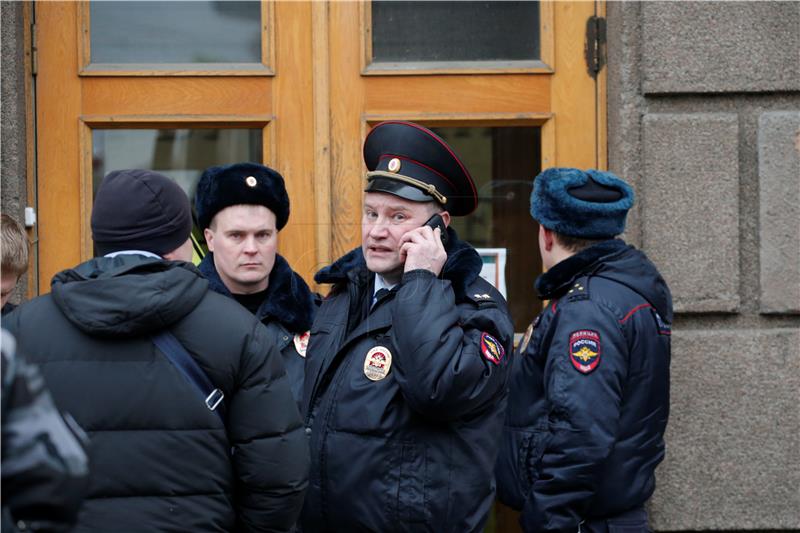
[
  {"left": 569, "top": 330, "right": 601, "bottom": 374},
  {"left": 364, "top": 346, "right": 392, "bottom": 381},
  {"left": 480, "top": 332, "right": 505, "bottom": 365},
  {"left": 293, "top": 331, "right": 310, "bottom": 357}
]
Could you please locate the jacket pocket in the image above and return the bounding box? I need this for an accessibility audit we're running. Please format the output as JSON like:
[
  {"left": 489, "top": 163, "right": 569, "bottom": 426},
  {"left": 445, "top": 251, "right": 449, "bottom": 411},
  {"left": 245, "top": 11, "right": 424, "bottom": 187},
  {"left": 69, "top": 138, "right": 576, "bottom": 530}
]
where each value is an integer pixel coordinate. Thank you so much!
[
  {"left": 397, "top": 442, "right": 428, "bottom": 525},
  {"left": 520, "top": 428, "right": 547, "bottom": 493}
]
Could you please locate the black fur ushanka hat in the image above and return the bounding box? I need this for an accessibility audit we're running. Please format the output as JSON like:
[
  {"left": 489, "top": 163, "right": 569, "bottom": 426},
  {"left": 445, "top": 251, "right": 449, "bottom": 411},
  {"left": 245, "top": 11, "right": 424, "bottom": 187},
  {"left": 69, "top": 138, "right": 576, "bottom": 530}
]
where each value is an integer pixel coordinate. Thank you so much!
[{"left": 195, "top": 162, "right": 290, "bottom": 230}]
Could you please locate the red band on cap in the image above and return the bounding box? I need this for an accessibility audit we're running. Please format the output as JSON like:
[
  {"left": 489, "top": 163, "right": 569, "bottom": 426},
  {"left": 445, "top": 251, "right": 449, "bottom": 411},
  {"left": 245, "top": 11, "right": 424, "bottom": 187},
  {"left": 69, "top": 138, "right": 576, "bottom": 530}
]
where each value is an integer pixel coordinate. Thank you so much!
[
  {"left": 374, "top": 121, "right": 478, "bottom": 206},
  {"left": 379, "top": 154, "right": 456, "bottom": 190}
]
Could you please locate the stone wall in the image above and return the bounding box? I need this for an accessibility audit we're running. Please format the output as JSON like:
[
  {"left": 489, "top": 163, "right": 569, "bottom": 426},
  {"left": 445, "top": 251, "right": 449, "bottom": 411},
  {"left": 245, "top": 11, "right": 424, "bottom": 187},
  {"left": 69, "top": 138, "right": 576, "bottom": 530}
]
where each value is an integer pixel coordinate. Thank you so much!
[
  {"left": 1, "top": 2, "right": 33, "bottom": 300},
  {"left": 607, "top": 2, "right": 800, "bottom": 530}
]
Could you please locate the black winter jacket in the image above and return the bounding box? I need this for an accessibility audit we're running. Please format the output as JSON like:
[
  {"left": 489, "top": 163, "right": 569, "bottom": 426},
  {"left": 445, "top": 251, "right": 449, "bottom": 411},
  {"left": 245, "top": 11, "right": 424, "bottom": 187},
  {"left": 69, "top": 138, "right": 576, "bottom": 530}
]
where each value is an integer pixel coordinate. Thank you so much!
[
  {"left": 4, "top": 255, "right": 309, "bottom": 532},
  {"left": 301, "top": 231, "right": 514, "bottom": 533},
  {"left": 495, "top": 239, "right": 672, "bottom": 532},
  {"left": 199, "top": 253, "right": 316, "bottom": 405},
  {"left": 1, "top": 329, "right": 89, "bottom": 533}
]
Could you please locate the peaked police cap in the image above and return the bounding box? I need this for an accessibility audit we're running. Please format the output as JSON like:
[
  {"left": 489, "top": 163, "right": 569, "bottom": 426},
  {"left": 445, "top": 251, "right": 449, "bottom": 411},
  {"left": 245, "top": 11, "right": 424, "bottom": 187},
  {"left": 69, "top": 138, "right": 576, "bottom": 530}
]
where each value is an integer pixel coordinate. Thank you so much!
[{"left": 363, "top": 121, "right": 478, "bottom": 216}]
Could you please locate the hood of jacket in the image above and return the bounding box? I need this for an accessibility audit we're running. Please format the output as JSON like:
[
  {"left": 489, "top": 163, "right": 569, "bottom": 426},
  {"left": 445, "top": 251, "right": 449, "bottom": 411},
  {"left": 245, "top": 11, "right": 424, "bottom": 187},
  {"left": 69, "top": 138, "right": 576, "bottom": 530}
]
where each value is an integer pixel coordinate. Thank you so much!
[
  {"left": 314, "top": 227, "right": 483, "bottom": 302},
  {"left": 199, "top": 252, "right": 316, "bottom": 333},
  {"left": 535, "top": 239, "right": 673, "bottom": 322},
  {"left": 50, "top": 254, "right": 208, "bottom": 337}
]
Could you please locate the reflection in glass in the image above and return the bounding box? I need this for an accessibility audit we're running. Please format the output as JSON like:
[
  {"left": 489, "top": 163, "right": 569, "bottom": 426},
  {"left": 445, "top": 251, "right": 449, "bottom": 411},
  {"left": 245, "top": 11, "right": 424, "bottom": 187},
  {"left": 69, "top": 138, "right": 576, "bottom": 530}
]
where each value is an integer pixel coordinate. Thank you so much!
[
  {"left": 372, "top": 1, "right": 539, "bottom": 63},
  {"left": 92, "top": 128, "right": 263, "bottom": 258},
  {"left": 431, "top": 127, "right": 542, "bottom": 332},
  {"left": 92, "top": 128, "right": 262, "bottom": 199},
  {"left": 90, "top": 1, "right": 261, "bottom": 64}
]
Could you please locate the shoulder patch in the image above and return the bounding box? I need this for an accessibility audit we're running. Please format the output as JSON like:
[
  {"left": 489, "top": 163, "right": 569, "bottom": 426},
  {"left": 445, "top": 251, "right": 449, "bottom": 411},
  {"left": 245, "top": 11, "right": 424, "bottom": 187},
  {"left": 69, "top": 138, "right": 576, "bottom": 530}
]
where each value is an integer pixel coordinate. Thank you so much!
[
  {"left": 520, "top": 310, "right": 544, "bottom": 354},
  {"left": 652, "top": 309, "right": 672, "bottom": 336},
  {"left": 568, "top": 330, "right": 601, "bottom": 374},
  {"left": 481, "top": 332, "right": 505, "bottom": 365},
  {"left": 519, "top": 323, "right": 534, "bottom": 354}
]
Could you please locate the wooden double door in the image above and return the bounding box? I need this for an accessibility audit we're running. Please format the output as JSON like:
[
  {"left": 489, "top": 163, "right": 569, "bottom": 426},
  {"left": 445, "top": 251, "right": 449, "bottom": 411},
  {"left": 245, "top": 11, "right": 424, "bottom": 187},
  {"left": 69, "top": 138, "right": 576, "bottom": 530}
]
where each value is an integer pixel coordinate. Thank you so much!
[
  {"left": 35, "top": 0, "right": 605, "bottom": 334},
  {"left": 33, "top": 2, "right": 604, "bottom": 528}
]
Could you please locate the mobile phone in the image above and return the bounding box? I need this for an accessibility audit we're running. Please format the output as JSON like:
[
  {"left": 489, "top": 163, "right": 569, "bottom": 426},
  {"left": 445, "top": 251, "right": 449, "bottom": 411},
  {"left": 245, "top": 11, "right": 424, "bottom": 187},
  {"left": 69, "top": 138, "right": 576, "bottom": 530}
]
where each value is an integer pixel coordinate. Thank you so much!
[{"left": 423, "top": 214, "right": 449, "bottom": 246}]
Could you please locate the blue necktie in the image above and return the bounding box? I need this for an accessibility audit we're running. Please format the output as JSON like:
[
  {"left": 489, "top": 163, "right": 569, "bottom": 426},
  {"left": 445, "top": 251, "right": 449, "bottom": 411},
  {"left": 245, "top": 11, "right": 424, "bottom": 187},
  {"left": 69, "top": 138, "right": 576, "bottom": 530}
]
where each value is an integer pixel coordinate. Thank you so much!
[{"left": 372, "top": 288, "right": 390, "bottom": 309}]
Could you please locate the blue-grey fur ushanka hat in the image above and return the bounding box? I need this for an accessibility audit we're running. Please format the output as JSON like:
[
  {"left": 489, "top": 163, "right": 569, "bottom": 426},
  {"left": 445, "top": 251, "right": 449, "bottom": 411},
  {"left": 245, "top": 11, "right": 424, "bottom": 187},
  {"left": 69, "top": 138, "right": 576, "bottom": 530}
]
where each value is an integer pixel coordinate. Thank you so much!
[
  {"left": 195, "top": 162, "right": 290, "bottom": 230},
  {"left": 531, "top": 167, "right": 634, "bottom": 238}
]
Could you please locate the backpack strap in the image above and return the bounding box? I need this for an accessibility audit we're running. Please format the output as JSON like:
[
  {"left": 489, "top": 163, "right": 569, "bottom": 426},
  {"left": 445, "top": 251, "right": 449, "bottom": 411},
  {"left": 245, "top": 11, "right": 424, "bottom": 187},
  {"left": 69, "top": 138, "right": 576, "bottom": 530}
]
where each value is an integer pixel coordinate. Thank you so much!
[{"left": 151, "top": 331, "right": 226, "bottom": 422}]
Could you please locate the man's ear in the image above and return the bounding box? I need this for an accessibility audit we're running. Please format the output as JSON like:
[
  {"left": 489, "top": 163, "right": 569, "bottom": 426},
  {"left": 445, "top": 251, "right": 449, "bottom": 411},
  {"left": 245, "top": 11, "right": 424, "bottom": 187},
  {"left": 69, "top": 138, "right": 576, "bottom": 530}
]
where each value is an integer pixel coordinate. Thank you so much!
[
  {"left": 203, "top": 227, "right": 215, "bottom": 253},
  {"left": 440, "top": 211, "right": 451, "bottom": 227},
  {"left": 540, "top": 225, "right": 555, "bottom": 252}
]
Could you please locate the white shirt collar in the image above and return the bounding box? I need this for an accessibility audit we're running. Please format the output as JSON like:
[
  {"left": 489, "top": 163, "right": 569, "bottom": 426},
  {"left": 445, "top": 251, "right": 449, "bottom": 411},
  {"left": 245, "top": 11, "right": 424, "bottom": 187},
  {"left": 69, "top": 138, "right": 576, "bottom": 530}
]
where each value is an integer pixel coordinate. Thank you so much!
[
  {"left": 104, "top": 250, "right": 162, "bottom": 259},
  {"left": 373, "top": 274, "right": 398, "bottom": 297}
]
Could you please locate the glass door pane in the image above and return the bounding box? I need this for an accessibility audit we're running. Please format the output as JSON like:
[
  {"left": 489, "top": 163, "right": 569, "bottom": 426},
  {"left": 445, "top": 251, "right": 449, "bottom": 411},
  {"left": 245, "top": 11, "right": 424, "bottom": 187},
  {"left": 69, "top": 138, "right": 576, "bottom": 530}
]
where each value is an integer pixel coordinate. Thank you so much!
[
  {"left": 372, "top": 1, "right": 540, "bottom": 63},
  {"left": 92, "top": 127, "right": 263, "bottom": 258},
  {"left": 431, "top": 126, "right": 542, "bottom": 332},
  {"left": 90, "top": 1, "right": 262, "bottom": 65}
]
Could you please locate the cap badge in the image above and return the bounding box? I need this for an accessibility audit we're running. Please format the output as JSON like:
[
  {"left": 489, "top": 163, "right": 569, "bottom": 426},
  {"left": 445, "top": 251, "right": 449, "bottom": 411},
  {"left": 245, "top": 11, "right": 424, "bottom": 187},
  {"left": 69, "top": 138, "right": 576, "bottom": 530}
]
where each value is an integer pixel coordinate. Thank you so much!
[
  {"left": 364, "top": 345, "right": 392, "bottom": 381},
  {"left": 293, "top": 331, "right": 310, "bottom": 357},
  {"left": 569, "top": 330, "right": 601, "bottom": 374},
  {"left": 245, "top": 176, "right": 258, "bottom": 187},
  {"left": 387, "top": 158, "right": 401, "bottom": 173}
]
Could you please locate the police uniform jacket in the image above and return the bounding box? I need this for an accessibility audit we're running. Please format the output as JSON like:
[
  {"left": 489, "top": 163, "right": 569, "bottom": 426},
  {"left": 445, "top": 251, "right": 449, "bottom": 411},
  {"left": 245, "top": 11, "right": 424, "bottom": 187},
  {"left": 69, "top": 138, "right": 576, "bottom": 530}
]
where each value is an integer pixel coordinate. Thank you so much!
[
  {"left": 495, "top": 239, "right": 672, "bottom": 532},
  {"left": 4, "top": 255, "right": 309, "bottom": 533},
  {"left": 199, "top": 252, "right": 316, "bottom": 405},
  {"left": 301, "top": 230, "right": 514, "bottom": 533}
]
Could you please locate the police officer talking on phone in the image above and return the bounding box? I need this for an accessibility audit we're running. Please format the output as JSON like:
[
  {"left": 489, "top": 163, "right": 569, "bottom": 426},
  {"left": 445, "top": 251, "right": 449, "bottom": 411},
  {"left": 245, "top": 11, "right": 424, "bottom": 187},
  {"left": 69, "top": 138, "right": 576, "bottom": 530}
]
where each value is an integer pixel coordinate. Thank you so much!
[{"left": 301, "top": 121, "right": 514, "bottom": 532}]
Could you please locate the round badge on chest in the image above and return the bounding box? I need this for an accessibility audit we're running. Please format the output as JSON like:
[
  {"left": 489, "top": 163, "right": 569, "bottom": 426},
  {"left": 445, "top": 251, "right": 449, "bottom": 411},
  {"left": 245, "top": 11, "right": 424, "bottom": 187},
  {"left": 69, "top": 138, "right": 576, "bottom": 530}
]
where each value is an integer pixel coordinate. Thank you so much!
[
  {"left": 363, "top": 345, "right": 392, "bottom": 381},
  {"left": 519, "top": 323, "right": 534, "bottom": 354}
]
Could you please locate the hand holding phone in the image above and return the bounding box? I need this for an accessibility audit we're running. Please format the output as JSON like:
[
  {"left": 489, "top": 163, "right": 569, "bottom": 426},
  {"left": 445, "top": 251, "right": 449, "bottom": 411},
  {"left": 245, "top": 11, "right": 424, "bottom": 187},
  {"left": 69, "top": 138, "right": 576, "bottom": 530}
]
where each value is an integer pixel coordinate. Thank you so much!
[
  {"left": 399, "top": 214, "right": 448, "bottom": 276},
  {"left": 423, "top": 214, "right": 449, "bottom": 246}
]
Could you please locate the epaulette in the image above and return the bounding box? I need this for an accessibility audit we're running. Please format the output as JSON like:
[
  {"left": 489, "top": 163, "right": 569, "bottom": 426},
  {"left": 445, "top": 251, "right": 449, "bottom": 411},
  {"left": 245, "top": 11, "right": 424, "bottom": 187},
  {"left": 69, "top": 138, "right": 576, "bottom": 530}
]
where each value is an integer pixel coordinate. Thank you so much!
[
  {"left": 566, "top": 277, "right": 591, "bottom": 302},
  {"left": 468, "top": 291, "right": 496, "bottom": 306}
]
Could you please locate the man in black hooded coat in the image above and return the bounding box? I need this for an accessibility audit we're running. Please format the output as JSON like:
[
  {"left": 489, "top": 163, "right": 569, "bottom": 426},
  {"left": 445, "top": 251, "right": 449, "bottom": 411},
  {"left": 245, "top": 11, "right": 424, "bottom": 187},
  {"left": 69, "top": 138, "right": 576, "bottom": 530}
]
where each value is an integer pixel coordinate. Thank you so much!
[{"left": 3, "top": 169, "right": 309, "bottom": 532}]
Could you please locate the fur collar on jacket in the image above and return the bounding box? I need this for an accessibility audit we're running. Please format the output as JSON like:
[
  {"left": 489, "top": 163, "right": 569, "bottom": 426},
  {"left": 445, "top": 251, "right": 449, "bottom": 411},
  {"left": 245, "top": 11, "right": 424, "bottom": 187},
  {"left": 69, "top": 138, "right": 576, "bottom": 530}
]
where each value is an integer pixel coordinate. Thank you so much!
[
  {"left": 314, "top": 228, "right": 483, "bottom": 302},
  {"left": 535, "top": 239, "right": 628, "bottom": 299},
  {"left": 199, "top": 253, "right": 315, "bottom": 333}
]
